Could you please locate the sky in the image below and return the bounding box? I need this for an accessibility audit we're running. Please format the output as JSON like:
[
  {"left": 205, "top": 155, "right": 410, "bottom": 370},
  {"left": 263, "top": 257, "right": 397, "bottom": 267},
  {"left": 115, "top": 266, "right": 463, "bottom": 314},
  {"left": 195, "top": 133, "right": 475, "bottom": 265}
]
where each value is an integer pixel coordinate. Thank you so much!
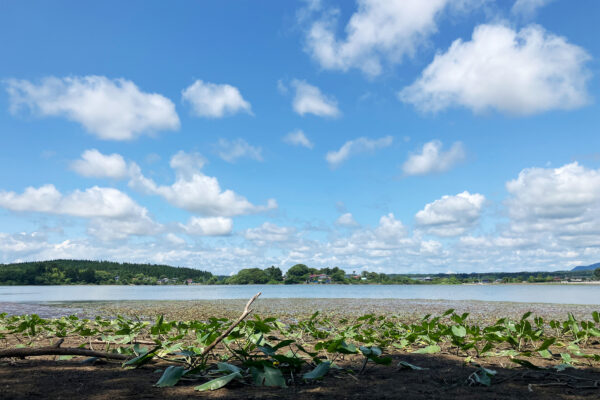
[{"left": 1, "top": 0, "right": 600, "bottom": 275}]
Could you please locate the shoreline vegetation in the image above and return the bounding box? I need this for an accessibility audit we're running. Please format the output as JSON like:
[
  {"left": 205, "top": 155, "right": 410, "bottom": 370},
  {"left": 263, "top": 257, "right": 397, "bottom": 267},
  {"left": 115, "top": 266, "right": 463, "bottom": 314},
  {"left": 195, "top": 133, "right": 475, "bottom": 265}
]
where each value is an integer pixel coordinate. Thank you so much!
[
  {"left": 1, "top": 297, "right": 599, "bottom": 399},
  {"left": 1, "top": 259, "right": 600, "bottom": 286}
]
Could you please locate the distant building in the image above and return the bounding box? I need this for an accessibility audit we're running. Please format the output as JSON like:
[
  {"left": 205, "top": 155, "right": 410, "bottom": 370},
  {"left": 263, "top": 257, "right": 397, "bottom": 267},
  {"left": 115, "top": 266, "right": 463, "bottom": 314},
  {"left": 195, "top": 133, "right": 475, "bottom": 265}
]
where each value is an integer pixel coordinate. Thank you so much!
[
  {"left": 307, "top": 274, "right": 330, "bottom": 284},
  {"left": 186, "top": 279, "right": 193, "bottom": 285}
]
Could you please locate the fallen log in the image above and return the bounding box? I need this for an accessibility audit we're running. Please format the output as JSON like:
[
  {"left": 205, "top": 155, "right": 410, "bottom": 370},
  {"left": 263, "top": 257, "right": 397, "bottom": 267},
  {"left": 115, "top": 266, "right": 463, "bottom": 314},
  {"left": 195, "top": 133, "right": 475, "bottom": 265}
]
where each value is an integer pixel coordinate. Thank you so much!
[{"left": 0, "top": 346, "right": 129, "bottom": 360}]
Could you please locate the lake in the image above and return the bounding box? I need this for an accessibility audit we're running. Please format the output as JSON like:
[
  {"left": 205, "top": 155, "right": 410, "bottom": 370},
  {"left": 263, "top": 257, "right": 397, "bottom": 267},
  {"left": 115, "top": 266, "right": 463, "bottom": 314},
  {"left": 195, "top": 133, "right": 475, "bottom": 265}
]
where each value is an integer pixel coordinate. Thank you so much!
[{"left": 0, "top": 284, "right": 599, "bottom": 305}]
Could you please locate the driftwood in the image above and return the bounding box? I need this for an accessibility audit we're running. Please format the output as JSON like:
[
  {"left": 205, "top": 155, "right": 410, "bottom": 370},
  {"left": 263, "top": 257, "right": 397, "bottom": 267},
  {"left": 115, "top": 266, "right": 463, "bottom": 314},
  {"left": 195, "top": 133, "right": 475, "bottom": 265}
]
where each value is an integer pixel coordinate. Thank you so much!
[
  {"left": 0, "top": 292, "right": 262, "bottom": 362},
  {"left": 200, "top": 292, "right": 261, "bottom": 357},
  {"left": 0, "top": 337, "right": 129, "bottom": 360}
]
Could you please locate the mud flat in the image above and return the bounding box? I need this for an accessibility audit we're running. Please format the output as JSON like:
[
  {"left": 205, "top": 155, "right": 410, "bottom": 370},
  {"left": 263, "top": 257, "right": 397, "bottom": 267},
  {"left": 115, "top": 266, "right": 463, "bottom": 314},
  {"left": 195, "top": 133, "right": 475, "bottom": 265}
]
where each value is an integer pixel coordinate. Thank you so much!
[{"left": 45, "top": 298, "right": 600, "bottom": 323}]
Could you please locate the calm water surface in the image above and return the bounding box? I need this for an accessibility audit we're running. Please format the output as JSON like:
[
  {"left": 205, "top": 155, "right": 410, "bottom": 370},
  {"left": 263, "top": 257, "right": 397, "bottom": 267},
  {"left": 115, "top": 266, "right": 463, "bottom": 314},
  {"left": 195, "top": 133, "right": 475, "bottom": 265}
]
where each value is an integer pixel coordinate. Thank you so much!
[{"left": 0, "top": 284, "right": 598, "bottom": 305}]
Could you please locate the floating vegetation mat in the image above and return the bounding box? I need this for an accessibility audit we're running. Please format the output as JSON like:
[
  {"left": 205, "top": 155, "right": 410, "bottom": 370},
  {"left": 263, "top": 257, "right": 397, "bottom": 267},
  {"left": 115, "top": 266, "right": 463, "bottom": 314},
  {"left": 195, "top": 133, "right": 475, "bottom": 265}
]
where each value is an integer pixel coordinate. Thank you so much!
[{"left": 1, "top": 297, "right": 599, "bottom": 399}]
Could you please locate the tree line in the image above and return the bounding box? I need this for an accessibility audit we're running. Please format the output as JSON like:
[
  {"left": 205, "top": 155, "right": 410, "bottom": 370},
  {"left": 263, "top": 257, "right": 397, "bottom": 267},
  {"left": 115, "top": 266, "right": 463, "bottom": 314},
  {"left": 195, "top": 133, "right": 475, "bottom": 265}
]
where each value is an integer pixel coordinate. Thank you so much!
[
  {"left": 0, "top": 260, "right": 214, "bottom": 285},
  {"left": 1, "top": 259, "right": 598, "bottom": 286}
]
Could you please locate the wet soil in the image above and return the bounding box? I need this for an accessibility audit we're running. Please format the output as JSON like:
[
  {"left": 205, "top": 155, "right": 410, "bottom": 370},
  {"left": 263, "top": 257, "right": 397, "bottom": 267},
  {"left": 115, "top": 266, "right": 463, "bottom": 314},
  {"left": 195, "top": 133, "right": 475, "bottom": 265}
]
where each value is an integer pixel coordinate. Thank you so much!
[{"left": 1, "top": 352, "right": 599, "bottom": 399}]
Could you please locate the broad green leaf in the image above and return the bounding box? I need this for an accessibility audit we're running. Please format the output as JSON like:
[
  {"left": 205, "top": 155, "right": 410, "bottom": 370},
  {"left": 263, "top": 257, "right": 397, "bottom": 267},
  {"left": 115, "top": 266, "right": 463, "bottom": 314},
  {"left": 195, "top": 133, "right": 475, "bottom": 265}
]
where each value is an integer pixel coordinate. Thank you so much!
[
  {"left": 536, "top": 338, "right": 555, "bottom": 352},
  {"left": 155, "top": 366, "right": 186, "bottom": 387},
  {"left": 122, "top": 345, "right": 161, "bottom": 368},
  {"left": 592, "top": 311, "right": 599, "bottom": 323},
  {"left": 195, "top": 372, "right": 242, "bottom": 392},
  {"left": 552, "top": 363, "right": 574, "bottom": 372},
  {"left": 472, "top": 370, "right": 492, "bottom": 387},
  {"left": 251, "top": 366, "right": 287, "bottom": 388},
  {"left": 302, "top": 361, "right": 331, "bottom": 380},
  {"left": 560, "top": 353, "right": 573, "bottom": 364},
  {"left": 520, "top": 312, "right": 532, "bottom": 321},
  {"left": 510, "top": 358, "right": 542, "bottom": 370},
  {"left": 217, "top": 362, "right": 241, "bottom": 374},
  {"left": 398, "top": 361, "right": 428, "bottom": 370},
  {"left": 538, "top": 349, "right": 552, "bottom": 359},
  {"left": 413, "top": 345, "right": 440, "bottom": 354},
  {"left": 451, "top": 325, "right": 466, "bottom": 338}
]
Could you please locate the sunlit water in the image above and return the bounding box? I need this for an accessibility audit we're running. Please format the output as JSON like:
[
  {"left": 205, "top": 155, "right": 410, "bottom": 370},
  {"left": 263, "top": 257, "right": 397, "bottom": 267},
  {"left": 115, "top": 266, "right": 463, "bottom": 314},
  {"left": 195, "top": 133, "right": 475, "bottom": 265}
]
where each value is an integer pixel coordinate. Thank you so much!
[{"left": 0, "top": 284, "right": 598, "bottom": 305}]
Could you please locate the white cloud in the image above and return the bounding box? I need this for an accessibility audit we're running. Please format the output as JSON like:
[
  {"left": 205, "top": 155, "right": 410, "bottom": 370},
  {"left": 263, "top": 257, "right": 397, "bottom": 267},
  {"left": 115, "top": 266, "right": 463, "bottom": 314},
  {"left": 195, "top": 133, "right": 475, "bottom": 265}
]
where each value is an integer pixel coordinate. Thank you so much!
[
  {"left": 283, "top": 130, "right": 314, "bottom": 149},
  {"left": 165, "top": 233, "right": 186, "bottom": 246},
  {"left": 303, "top": 0, "right": 479, "bottom": 77},
  {"left": 0, "top": 185, "right": 144, "bottom": 218},
  {"left": 244, "top": 222, "right": 296, "bottom": 244},
  {"left": 291, "top": 80, "right": 340, "bottom": 117},
  {"left": 402, "top": 140, "right": 465, "bottom": 176},
  {"left": 168, "top": 151, "right": 207, "bottom": 178},
  {"left": 87, "top": 214, "right": 161, "bottom": 241},
  {"left": 128, "top": 151, "right": 276, "bottom": 217},
  {"left": 181, "top": 80, "right": 252, "bottom": 118},
  {"left": 399, "top": 24, "right": 591, "bottom": 115},
  {"left": 511, "top": 0, "right": 553, "bottom": 17},
  {"left": 0, "top": 185, "right": 161, "bottom": 241},
  {"left": 6, "top": 76, "right": 180, "bottom": 140},
  {"left": 216, "top": 138, "right": 263, "bottom": 163},
  {"left": 374, "top": 213, "right": 407, "bottom": 242},
  {"left": 326, "top": 136, "right": 393, "bottom": 168},
  {"left": 415, "top": 191, "right": 485, "bottom": 236},
  {"left": 70, "top": 149, "right": 128, "bottom": 179},
  {"left": 180, "top": 216, "right": 233, "bottom": 236},
  {"left": 506, "top": 162, "right": 600, "bottom": 236},
  {"left": 336, "top": 212, "right": 358, "bottom": 227}
]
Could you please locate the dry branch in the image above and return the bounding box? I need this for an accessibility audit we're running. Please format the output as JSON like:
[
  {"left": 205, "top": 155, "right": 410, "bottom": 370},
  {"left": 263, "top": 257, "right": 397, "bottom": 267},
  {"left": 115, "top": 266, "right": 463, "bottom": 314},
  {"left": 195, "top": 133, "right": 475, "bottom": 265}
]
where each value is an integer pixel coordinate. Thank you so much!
[
  {"left": 200, "top": 292, "right": 261, "bottom": 357},
  {"left": 0, "top": 346, "right": 130, "bottom": 360}
]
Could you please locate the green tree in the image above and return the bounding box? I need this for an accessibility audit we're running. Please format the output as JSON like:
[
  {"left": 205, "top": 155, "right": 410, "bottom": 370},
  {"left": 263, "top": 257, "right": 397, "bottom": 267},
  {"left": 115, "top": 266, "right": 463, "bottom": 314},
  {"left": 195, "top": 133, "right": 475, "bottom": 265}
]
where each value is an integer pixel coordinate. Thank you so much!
[
  {"left": 80, "top": 268, "right": 97, "bottom": 284},
  {"left": 331, "top": 269, "right": 347, "bottom": 283},
  {"left": 264, "top": 266, "right": 283, "bottom": 282},
  {"left": 594, "top": 268, "right": 600, "bottom": 279},
  {"left": 229, "top": 268, "right": 269, "bottom": 284},
  {"left": 285, "top": 264, "right": 310, "bottom": 284}
]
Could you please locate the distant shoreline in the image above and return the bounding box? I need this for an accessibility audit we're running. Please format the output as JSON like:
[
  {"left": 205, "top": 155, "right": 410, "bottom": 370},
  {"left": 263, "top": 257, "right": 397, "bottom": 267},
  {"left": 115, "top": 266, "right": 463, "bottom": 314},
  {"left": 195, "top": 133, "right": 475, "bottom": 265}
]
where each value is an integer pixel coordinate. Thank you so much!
[{"left": 1, "top": 281, "right": 600, "bottom": 287}]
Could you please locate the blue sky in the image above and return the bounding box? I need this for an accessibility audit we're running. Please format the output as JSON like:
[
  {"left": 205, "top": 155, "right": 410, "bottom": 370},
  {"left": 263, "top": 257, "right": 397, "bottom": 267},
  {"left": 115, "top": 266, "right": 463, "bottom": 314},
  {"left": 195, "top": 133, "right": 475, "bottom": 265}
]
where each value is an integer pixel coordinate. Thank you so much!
[{"left": 1, "top": 0, "right": 600, "bottom": 274}]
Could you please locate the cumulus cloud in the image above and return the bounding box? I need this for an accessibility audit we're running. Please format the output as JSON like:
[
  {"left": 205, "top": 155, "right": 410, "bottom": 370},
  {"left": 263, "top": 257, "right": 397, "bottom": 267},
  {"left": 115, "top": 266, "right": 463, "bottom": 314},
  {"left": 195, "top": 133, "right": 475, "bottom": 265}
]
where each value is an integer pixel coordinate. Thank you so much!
[
  {"left": 326, "top": 136, "right": 393, "bottom": 168},
  {"left": 6, "top": 76, "right": 180, "bottom": 140},
  {"left": 402, "top": 140, "right": 465, "bottom": 176},
  {"left": 181, "top": 80, "right": 252, "bottom": 118},
  {"left": 70, "top": 149, "right": 128, "bottom": 179},
  {"left": 415, "top": 191, "right": 485, "bottom": 236},
  {"left": 244, "top": 222, "right": 296, "bottom": 245},
  {"left": 511, "top": 0, "right": 553, "bottom": 17},
  {"left": 374, "top": 213, "right": 407, "bottom": 242},
  {"left": 87, "top": 214, "right": 161, "bottom": 241},
  {"left": 0, "top": 185, "right": 160, "bottom": 241},
  {"left": 291, "top": 80, "right": 340, "bottom": 117},
  {"left": 283, "top": 130, "right": 314, "bottom": 149},
  {"left": 506, "top": 162, "right": 600, "bottom": 236},
  {"left": 399, "top": 24, "right": 591, "bottom": 115},
  {"left": 128, "top": 151, "right": 276, "bottom": 217},
  {"left": 0, "top": 185, "right": 143, "bottom": 218},
  {"left": 336, "top": 212, "right": 358, "bottom": 227},
  {"left": 180, "top": 216, "right": 233, "bottom": 236},
  {"left": 303, "top": 0, "right": 479, "bottom": 77},
  {"left": 215, "top": 138, "right": 263, "bottom": 163}
]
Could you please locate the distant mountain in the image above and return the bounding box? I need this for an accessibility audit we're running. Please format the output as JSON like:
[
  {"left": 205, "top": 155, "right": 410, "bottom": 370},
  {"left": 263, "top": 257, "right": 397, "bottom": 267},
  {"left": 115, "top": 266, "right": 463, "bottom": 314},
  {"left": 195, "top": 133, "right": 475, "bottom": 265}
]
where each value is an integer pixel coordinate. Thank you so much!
[{"left": 571, "top": 262, "right": 600, "bottom": 272}]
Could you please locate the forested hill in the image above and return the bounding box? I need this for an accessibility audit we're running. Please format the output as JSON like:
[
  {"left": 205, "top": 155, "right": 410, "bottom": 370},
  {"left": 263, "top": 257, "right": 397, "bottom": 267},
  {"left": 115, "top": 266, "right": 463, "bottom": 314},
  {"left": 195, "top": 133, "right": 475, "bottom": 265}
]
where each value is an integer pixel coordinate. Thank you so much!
[
  {"left": 571, "top": 262, "right": 600, "bottom": 272},
  {"left": 0, "top": 259, "right": 214, "bottom": 285}
]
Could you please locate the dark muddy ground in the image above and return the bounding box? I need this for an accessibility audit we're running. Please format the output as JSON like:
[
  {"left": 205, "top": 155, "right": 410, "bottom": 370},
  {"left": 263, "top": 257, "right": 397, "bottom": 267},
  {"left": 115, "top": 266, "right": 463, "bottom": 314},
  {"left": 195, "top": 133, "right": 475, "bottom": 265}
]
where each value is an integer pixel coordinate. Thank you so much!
[{"left": 1, "top": 352, "right": 599, "bottom": 400}]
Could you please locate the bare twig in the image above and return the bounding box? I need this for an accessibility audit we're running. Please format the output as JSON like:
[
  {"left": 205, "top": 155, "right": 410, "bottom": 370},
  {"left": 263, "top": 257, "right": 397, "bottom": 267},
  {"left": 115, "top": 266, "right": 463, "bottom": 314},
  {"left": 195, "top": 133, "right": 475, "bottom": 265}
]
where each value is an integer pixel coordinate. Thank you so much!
[{"left": 200, "top": 292, "right": 261, "bottom": 358}]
